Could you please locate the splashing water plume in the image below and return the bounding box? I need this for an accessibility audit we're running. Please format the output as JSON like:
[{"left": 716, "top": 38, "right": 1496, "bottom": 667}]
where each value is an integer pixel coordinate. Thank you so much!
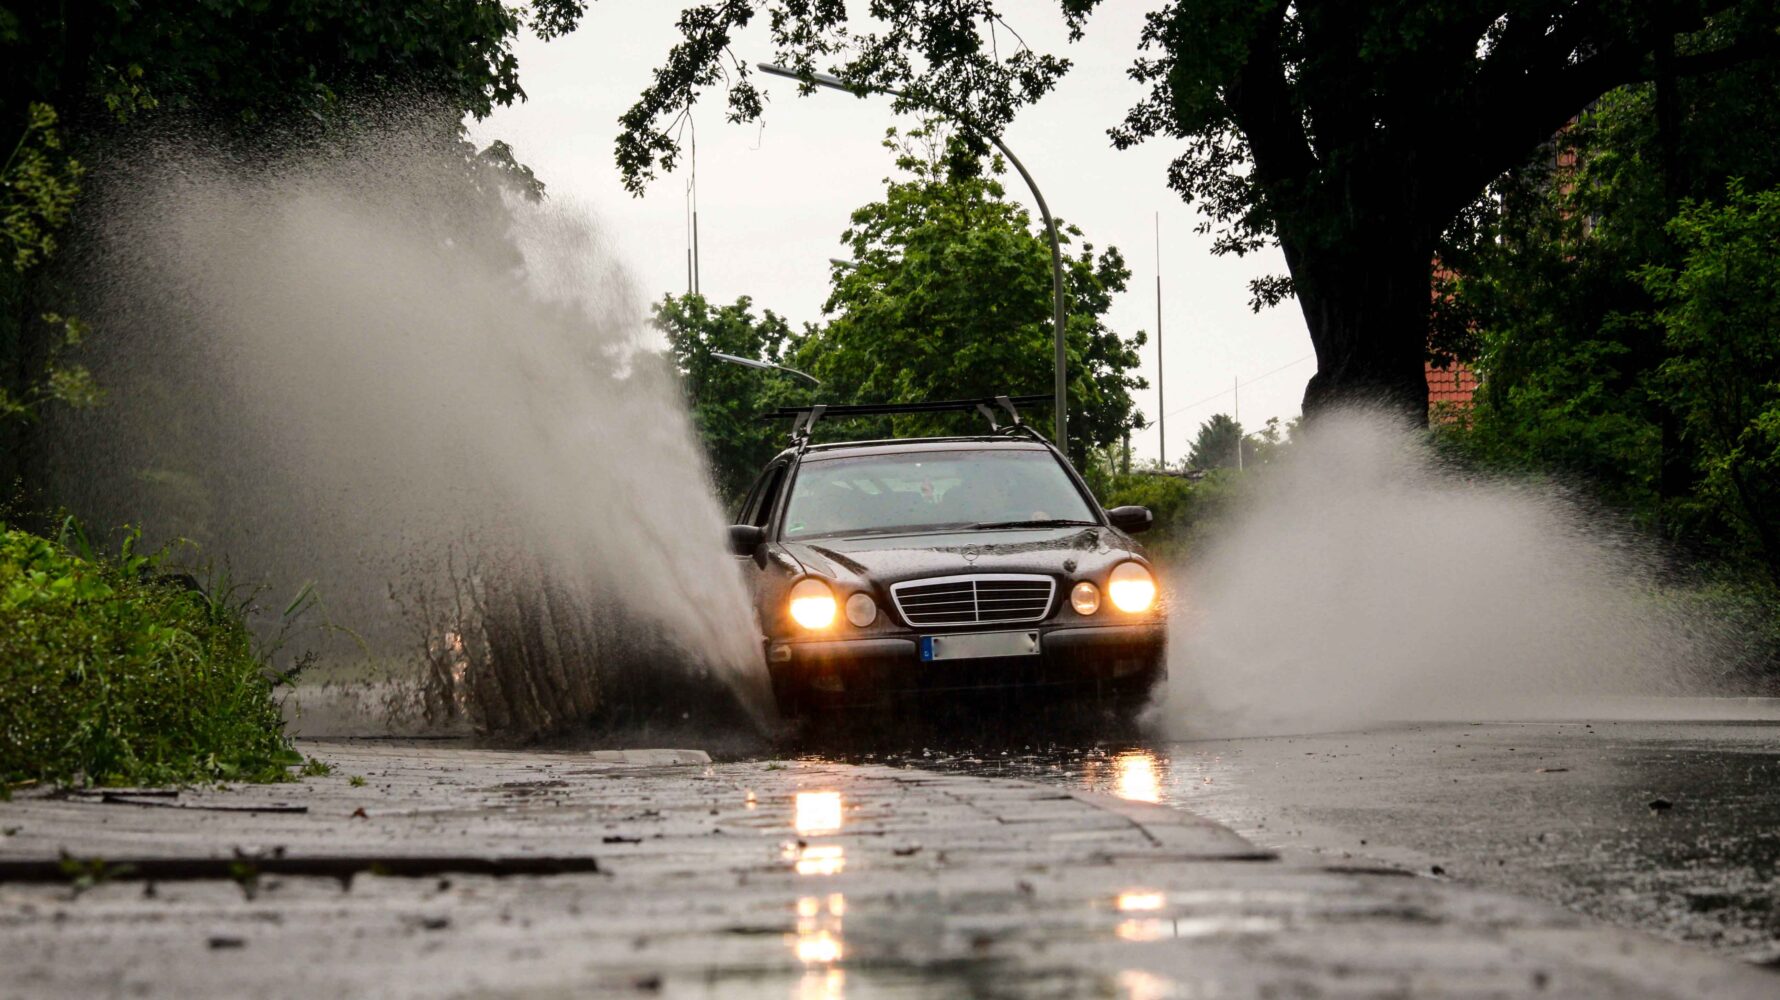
[
  {"left": 53, "top": 118, "right": 769, "bottom": 736},
  {"left": 1166, "top": 409, "right": 1737, "bottom": 737}
]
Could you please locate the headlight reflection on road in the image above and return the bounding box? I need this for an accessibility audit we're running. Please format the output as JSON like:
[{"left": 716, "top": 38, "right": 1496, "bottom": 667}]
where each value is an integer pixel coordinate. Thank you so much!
[
  {"left": 795, "top": 791, "right": 843, "bottom": 835},
  {"left": 787, "top": 844, "right": 845, "bottom": 876},
  {"left": 791, "top": 893, "right": 846, "bottom": 1000},
  {"left": 798, "top": 968, "right": 846, "bottom": 1000},
  {"left": 1114, "top": 888, "right": 1169, "bottom": 942},
  {"left": 1115, "top": 751, "right": 1163, "bottom": 804},
  {"left": 1116, "top": 969, "right": 1177, "bottom": 1000},
  {"left": 1117, "top": 914, "right": 1286, "bottom": 942},
  {"left": 1117, "top": 889, "right": 1166, "bottom": 912},
  {"left": 788, "top": 790, "right": 846, "bottom": 876}
]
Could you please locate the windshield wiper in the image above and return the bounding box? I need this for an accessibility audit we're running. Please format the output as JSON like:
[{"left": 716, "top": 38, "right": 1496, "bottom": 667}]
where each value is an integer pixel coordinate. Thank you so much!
[
  {"left": 968, "top": 518, "right": 1098, "bottom": 530},
  {"left": 814, "top": 522, "right": 976, "bottom": 539}
]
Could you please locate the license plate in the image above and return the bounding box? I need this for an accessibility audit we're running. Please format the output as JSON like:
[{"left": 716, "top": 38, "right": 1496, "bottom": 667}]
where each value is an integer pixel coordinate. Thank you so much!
[{"left": 920, "top": 631, "right": 1040, "bottom": 662}]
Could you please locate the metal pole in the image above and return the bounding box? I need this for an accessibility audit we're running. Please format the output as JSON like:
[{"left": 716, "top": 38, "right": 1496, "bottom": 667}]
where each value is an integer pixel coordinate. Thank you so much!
[
  {"left": 690, "top": 117, "right": 701, "bottom": 295},
  {"left": 1154, "top": 212, "right": 1164, "bottom": 471},
  {"left": 990, "top": 140, "right": 1067, "bottom": 454},
  {"left": 685, "top": 155, "right": 694, "bottom": 295},
  {"left": 1233, "top": 375, "right": 1243, "bottom": 471},
  {"left": 757, "top": 63, "right": 1068, "bottom": 456}
]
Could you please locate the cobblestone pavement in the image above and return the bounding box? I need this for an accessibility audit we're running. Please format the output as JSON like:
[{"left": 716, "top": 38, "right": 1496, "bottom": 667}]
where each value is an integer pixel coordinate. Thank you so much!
[{"left": 2, "top": 739, "right": 1775, "bottom": 999}]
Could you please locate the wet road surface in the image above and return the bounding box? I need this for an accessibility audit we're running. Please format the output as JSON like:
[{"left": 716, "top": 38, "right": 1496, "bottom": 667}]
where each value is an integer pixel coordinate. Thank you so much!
[
  {"left": 826, "top": 716, "right": 1780, "bottom": 965},
  {"left": 8, "top": 737, "right": 1779, "bottom": 998}
]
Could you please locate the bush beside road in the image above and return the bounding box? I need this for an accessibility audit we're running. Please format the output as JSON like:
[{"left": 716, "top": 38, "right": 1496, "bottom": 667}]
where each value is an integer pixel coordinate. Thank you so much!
[{"left": 0, "top": 524, "right": 307, "bottom": 788}]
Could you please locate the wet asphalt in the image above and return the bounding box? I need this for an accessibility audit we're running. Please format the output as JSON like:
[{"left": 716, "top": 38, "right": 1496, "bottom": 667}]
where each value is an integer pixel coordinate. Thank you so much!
[{"left": 793, "top": 711, "right": 1780, "bottom": 965}]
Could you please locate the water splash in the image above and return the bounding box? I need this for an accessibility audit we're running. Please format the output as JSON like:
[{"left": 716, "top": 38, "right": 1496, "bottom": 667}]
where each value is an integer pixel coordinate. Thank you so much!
[
  {"left": 52, "top": 115, "right": 770, "bottom": 736},
  {"left": 1164, "top": 409, "right": 1740, "bottom": 736}
]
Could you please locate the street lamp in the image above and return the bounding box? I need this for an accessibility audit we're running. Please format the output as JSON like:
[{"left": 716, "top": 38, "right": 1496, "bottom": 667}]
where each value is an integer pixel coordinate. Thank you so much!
[
  {"left": 757, "top": 62, "right": 1070, "bottom": 456},
  {"left": 711, "top": 351, "right": 822, "bottom": 386}
]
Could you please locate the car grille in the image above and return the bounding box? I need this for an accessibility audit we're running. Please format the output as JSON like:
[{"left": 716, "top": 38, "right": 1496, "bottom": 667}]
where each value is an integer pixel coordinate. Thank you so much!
[{"left": 890, "top": 574, "right": 1056, "bottom": 628}]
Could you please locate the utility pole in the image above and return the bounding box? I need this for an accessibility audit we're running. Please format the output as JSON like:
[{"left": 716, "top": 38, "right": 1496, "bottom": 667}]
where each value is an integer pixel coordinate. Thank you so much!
[
  {"left": 1154, "top": 212, "right": 1165, "bottom": 471},
  {"left": 685, "top": 152, "right": 694, "bottom": 294},
  {"left": 1233, "top": 375, "right": 1243, "bottom": 471},
  {"left": 690, "top": 116, "right": 701, "bottom": 295}
]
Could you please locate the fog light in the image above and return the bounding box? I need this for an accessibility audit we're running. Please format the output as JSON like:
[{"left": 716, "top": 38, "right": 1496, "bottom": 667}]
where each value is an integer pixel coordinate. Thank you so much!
[
  {"left": 844, "top": 592, "right": 877, "bottom": 628},
  {"left": 789, "top": 578, "right": 837, "bottom": 630},
  {"left": 1108, "top": 562, "right": 1157, "bottom": 613},
  {"left": 1070, "top": 581, "right": 1100, "bottom": 615}
]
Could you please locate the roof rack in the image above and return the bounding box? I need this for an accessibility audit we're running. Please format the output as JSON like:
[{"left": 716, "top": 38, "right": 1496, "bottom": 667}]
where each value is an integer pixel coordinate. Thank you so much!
[{"left": 764, "top": 394, "right": 1053, "bottom": 446}]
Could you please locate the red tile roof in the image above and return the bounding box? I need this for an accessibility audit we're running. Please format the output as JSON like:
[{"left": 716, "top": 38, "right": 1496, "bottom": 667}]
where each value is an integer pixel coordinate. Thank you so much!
[{"left": 1427, "top": 362, "right": 1478, "bottom": 421}]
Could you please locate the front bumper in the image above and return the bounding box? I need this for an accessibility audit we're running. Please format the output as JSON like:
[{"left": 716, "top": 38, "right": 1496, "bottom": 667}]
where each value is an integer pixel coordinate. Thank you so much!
[{"left": 766, "top": 621, "right": 1166, "bottom": 705}]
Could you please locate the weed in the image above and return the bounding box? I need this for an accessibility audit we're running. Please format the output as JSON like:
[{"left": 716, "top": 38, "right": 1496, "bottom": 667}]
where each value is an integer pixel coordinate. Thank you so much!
[
  {"left": 0, "top": 522, "right": 303, "bottom": 786},
  {"left": 348, "top": 775, "right": 366, "bottom": 787},
  {"left": 227, "top": 860, "right": 261, "bottom": 900},
  {"left": 57, "top": 853, "right": 135, "bottom": 896}
]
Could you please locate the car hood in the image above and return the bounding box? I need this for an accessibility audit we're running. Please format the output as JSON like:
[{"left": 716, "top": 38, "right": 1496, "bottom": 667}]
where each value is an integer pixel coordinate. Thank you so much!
[{"left": 779, "top": 525, "right": 1137, "bottom": 589}]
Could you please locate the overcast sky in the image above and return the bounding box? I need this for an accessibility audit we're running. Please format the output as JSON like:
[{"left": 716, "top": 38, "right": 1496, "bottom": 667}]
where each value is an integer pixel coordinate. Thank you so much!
[{"left": 466, "top": 2, "right": 1315, "bottom": 463}]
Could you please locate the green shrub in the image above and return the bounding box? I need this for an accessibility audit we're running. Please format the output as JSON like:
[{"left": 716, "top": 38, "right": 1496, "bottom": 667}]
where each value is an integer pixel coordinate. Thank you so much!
[
  {"left": 1099, "top": 469, "right": 1249, "bottom": 564},
  {"left": 0, "top": 523, "right": 301, "bottom": 787}
]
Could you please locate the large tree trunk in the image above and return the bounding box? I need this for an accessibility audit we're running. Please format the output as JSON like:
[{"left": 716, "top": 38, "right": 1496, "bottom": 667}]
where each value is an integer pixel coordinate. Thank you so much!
[{"left": 1288, "top": 234, "right": 1432, "bottom": 424}]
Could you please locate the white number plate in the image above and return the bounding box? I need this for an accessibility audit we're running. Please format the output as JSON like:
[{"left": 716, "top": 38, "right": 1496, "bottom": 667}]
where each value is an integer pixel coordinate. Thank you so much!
[{"left": 920, "top": 631, "right": 1040, "bottom": 662}]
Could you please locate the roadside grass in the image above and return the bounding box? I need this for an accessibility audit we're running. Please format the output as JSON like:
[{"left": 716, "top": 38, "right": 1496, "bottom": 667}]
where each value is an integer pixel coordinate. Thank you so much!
[{"left": 0, "top": 520, "right": 317, "bottom": 789}]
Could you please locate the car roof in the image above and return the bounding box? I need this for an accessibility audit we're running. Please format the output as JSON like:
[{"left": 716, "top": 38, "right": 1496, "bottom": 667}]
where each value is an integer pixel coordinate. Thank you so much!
[{"left": 781, "top": 436, "right": 1055, "bottom": 464}]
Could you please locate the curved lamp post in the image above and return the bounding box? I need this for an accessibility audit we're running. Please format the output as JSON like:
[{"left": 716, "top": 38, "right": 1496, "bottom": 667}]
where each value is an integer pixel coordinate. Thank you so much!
[
  {"left": 757, "top": 63, "right": 1069, "bottom": 457},
  {"left": 710, "top": 350, "right": 822, "bottom": 386}
]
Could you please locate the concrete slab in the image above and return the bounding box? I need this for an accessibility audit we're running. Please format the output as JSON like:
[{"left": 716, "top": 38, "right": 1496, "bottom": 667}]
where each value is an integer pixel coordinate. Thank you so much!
[{"left": 0, "top": 738, "right": 1773, "bottom": 998}]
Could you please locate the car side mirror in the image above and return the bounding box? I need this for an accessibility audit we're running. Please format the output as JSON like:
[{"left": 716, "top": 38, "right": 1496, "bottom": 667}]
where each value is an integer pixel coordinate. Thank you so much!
[
  {"left": 728, "top": 524, "right": 767, "bottom": 556},
  {"left": 1106, "top": 505, "right": 1153, "bottom": 534}
]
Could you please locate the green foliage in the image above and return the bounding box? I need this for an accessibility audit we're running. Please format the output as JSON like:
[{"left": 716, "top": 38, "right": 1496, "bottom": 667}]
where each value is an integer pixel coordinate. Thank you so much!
[
  {"left": 615, "top": 2, "right": 1085, "bottom": 194},
  {"left": 796, "top": 126, "right": 1147, "bottom": 465},
  {"left": 1438, "top": 47, "right": 1780, "bottom": 595},
  {"left": 1186, "top": 414, "right": 1251, "bottom": 472},
  {"left": 0, "top": 0, "right": 588, "bottom": 470},
  {"left": 1, "top": 102, "right": 82, "bottom": 272},
  {"left": 0, "top": 103, "right": 101, "bottom": 425},
  {"left": 655, "top": 293, "right": 813, "bottom": 506},
  {"left": 0, "top": 312, "right": 99, "bottom": 422},
  {"left": 0, "top": 524, "right": 303, "bottom": 787},
  {"left": 1642, "top": 182, "right": 1780, "bottom": 585},
  {"left": 621, "top": 2, "right": 1778, "bottom": 414},
  {"left": 0, "top": 1, "right": 590, "bottom": 127},
  {"left": 1178, "top": 413, "right": 1295, "bottom": 472},
  {"left": 1098, "top": 468, "right": 1248, "bottom": 565}
]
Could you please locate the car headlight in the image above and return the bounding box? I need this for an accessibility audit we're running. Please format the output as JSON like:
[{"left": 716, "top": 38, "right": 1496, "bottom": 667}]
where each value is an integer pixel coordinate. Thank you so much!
[
  {"left": 844, "top": 592, "right": 878, "bottom": 628},
  {"left": 1070, "top": 581, "right": 1100, "bottom": 615},
  {"left": 1107, "top": 562, "right": 1157, "bottom": 613},
  {"left": 788, "top": 578, "right": 838, "bottom": 630}
]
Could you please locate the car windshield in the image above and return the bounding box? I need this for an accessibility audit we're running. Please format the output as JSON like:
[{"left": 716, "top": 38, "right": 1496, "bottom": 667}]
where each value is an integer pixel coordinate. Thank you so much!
[{"left": 781, "top": 449, "right": 1097, "bottom": 539}]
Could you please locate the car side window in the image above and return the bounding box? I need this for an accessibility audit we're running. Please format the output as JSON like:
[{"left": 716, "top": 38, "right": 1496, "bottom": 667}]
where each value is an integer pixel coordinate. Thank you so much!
[
  {"left": 751, "top": 463, "right": 790, "bottom": 528},
  {"left": 735, "top": 469, "right": 770, "bottom": 525},
  {"left": 737, "top": 462, "right": 787, "bottom": 527}
]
